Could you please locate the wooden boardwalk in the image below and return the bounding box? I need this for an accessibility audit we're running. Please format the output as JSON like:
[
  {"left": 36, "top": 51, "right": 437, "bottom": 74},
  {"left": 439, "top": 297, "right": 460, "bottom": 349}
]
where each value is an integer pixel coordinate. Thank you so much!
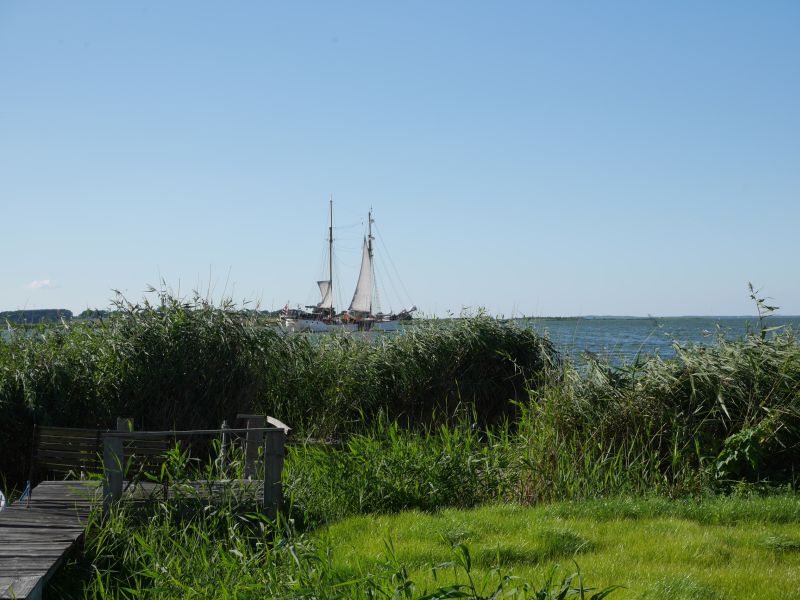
[
  {"left": 0, "top": 419, "right": 286, "bottom": 599},
  {"left": 0, "top": 479, "right": 264, "bottom": 599},
  {"left": 0, "top": 480, "right": 99, "bottom": 600}
]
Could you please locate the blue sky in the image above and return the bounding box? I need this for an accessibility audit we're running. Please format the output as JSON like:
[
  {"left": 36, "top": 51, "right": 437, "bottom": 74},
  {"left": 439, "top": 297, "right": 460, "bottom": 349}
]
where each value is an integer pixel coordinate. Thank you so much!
[{"left": 1, "top": 2, "right": 798, "bottom": 316}]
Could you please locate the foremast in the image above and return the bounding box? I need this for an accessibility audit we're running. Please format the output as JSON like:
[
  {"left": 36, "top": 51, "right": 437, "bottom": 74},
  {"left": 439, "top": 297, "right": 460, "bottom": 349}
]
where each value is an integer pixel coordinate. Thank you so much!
[
  {"left": 315, "top": 195, "right": 335, "bottom": 318},
  {"left": 348, "top": 208, "right": 375, "bottom": 317},
  {"left": 327, "top": 196, "right": 334, "bottom": 319}
]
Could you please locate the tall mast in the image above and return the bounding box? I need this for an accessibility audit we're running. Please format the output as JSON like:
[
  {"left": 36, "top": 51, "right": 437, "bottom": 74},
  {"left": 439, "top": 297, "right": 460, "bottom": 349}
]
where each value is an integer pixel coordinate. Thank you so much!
[
  {"left": 328, "top": 195, "right": 334, "bottom": 318},
  {"left": 367, "top": 207, "right": 374, "bottom": 260},
  {"left": 368, "top": 208, "right": 374, "bottom": 314},
  {"left": 348, "top": 208, "right": 376, "bottom": 316}
]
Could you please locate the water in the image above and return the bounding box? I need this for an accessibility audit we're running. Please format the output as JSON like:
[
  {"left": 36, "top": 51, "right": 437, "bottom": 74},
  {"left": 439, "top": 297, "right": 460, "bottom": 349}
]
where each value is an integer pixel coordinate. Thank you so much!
[{"left": 519, "top": 316, "right": 800, "bottom": 365}]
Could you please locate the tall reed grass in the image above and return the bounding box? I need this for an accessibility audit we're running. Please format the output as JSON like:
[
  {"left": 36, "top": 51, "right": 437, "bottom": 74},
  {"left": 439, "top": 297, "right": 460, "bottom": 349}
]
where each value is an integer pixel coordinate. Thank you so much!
[
  {"left": 0, "top": 291, "right": 555, "bottom": 489},
  {"left": 514, "top": 327, "right": 800, "bottom": 501},
  {"left": 3, "top": 289, "right": 799, "bottom": 499},
  {"left": 280, "top": 325, "right": 800, "bottom": 523}
]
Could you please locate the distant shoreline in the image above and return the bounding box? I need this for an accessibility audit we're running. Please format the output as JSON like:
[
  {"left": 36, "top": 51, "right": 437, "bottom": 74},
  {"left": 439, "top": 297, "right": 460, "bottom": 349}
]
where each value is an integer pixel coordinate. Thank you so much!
[{"left": 2, "top": 308, "right": 800, "bottom": 326}]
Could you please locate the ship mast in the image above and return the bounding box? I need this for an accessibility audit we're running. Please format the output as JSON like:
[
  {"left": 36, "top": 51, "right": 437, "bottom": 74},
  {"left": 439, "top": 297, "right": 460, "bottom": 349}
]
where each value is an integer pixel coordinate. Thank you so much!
[
  {"left": 328, "top": 195, "right": 334, "bottom": 319},
  {"left": 348, "top": 208, "right": 376, "bottom": 317},
  {"left": 367, "top": 208, "right": 374, "bottom": 314}
]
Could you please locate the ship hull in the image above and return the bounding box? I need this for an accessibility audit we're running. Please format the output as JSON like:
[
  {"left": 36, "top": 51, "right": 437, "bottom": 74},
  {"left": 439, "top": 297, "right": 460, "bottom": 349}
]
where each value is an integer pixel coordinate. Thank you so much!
[
  {"left": 280, "top": 316, "right": 402, "bottom": 333},
  {"left": 281, "top": 318, "right": 357, "bottom": 333},
  {"left": 373, "top": 320, "right": 401, "bottom": 332}
]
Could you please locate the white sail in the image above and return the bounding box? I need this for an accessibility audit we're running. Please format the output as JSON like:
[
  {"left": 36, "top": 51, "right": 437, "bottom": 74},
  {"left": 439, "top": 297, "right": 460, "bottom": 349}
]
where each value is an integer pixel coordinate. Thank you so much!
[
  {"left": 348, "top": 237, "right": 373, "bottom": 314},
  {"left": 317, "top": 280, "right": 332, "bottom": 309}
]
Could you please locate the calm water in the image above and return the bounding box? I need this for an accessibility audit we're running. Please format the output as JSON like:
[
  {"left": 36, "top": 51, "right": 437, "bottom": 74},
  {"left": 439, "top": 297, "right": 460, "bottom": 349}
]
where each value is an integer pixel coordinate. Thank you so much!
[{"left": 519, "top": 316, "right": 800, "bottom": 364}]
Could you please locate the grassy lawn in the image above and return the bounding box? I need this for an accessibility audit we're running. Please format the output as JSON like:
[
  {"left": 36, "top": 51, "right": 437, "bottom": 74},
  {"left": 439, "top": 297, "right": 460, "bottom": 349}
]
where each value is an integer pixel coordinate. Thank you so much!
[{"left": 319, "top": 496, "right": 800, "bottom": 599}]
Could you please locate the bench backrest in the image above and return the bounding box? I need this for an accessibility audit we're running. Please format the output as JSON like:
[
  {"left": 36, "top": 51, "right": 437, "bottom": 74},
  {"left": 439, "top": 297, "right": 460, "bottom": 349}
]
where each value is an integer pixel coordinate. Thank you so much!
[
  {"left": 36, "top": 426, "right": 104, "bottom": 480},
  {"left": 34, "top": 425, "right": 173, "bottom": 481},
  {"left": 121, "top": 436, "right": 174, "bottom": 475}
]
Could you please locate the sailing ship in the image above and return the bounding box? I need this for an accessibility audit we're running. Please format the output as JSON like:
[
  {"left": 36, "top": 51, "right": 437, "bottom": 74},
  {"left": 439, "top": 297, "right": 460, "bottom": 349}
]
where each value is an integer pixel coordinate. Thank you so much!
[{"left": 280, "top": 199, "right": 416, "bottom": 332}]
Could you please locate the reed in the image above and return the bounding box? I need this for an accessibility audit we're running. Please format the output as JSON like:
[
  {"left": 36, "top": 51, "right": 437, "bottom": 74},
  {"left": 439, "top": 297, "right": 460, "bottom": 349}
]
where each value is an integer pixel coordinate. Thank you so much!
[
  {"left": 0, "top": 291, "right": 555, "bottom": 490},
  {"left": 285, "top": 418, "right": 517, "bottom": 527},
  {"left": 513, "top": 326, "right": 800, "bottom": 501}
]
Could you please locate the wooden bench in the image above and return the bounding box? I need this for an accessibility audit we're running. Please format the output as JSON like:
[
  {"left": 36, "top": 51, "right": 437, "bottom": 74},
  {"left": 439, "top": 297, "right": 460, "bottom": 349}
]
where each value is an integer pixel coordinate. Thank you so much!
[
  {"left": 32, "top": 426, "right": 104, "bottom": 482},
  {"left": 30, "top": 422, "right": 172, "bottom": 491},
  {"left": 102, "top": 422, "right": 288, "bottom": 518},
  {"left": 28, "top": 418, "right": 288, "bottom": 520}
]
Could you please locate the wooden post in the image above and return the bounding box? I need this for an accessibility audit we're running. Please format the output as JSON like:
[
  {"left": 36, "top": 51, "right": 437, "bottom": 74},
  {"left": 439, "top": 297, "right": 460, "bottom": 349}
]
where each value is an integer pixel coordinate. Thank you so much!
[
  {"left": 218, "top": 420, "right": 229, "bottom": 476},
  {"left": 240, "top": 415, "right": 265, "bottom": 478},
  {"left": 102, "top": 434, "right": 123, "bottom": 515},
  {"left": 26, "top": 424, "right": 38, "bottom": 509},
  {"left": 116, "top": 417, "right": 134, "bottom": 432},
  {"left": 262, "top": 428, "right": 286, "bottom": 521}
]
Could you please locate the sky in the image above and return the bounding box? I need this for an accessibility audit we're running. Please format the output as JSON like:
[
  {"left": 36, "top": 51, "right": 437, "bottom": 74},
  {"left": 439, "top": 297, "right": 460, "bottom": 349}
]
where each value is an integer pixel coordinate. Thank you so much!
[{"left": 1, "top": 2, "right": 798, "bottom": 317}]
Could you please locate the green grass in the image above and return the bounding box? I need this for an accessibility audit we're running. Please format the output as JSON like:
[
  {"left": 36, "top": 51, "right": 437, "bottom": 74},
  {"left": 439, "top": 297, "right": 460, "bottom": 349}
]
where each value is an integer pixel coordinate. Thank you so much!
[
  {"left": 49, "top": 495, "right": 619, "bottom": 599},
  {"left": 320, "top": 497, "right": 800, "bottom": 599}
]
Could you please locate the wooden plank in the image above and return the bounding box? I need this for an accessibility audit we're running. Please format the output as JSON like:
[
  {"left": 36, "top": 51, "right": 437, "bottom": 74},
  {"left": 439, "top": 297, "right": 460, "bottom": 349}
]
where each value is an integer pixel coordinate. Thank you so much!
[
  {"left": 0, "top": 536, "right": 80, "bottom": 545},
  {"left": 0, "top": 516, "right": 88, "bottom": 526},
  {"left": 104, "top": 426, "right": 282, "bottom": 438},
  {"left": 39, "top": 427, "right": 103, "bottom": 439},
  {"left": 37, "top": 452, "right": 98, "bottom": 463},
  {"left": 38, "top": 434, "right": 98, "bottom": 443},
  {"left": 37, "top": 469, "right": 99, "bottom": 478},
  {"left": 124, "top": 439, "right": 171, "bottom": 448},
  {"left": 37, "top": 471, "right": 97, "bottom": 482},
  {"left": 38, "top": 436, "right": 99, "bottom": 447},
  {"left": 126, "top": 437, "right": 171, "bottom": 444},
  {"left": 37, "top": 450, "right": 99, "bottom": 461},
  {"left": 38, "top": 438, "right": 100, "bottom": 448},
  {"left": 0, "top": 563, "right": 64, "bottom": 573},
  {"left": 37, "top": 448, "right": 100, "bottom": 461},
  {"left": 37, "top": 454, "right": 100, "bottom": 464},
  {"left": 1, "top": 575, "right": 40, "bottom": 599},
  {"left": 123, "top": 446, "right": 169, "bottom": 456}
]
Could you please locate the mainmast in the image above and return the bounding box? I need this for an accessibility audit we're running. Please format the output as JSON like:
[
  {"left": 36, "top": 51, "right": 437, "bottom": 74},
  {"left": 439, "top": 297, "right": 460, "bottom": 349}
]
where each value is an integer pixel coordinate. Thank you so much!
[
  {"left": 367, "top": 208, "right": 374, "bottom": 258},
  {"left": 328, "top": 195, "right": 334, "bottom": 318},
  {"left": 367, "top": 208, "right": 374, "bottom": 314}
]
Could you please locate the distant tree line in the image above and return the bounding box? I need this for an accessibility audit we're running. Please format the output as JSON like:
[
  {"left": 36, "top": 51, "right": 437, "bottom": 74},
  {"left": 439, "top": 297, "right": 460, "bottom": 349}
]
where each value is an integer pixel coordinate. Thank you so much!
[
  {"left": 1, "top": 307, "right": 282, "bottom": 325},
  {"left": 0, "top": 309, "right": 74, "bottom": 324}
]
